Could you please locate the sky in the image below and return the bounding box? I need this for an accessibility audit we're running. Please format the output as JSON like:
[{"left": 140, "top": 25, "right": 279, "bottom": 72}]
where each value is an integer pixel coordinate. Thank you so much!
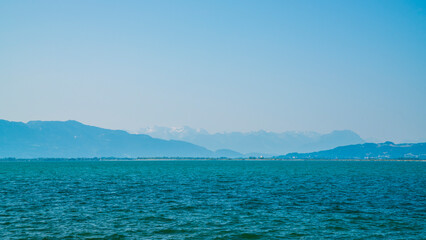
[{"left": 1, "top": 0, "right": 425, "bottom": 143}]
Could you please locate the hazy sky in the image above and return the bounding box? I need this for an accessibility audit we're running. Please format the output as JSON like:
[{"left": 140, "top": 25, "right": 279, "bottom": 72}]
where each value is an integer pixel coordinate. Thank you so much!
[{"left": 1, "top": 0, "right": 425, "bottom": 142}]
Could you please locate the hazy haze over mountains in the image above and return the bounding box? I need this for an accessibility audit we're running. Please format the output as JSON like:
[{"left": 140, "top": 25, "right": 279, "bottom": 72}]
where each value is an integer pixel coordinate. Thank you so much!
[
  {"left": 139, "top": 126, "right": 365, "bottom": 155},
  {"left": 2, "top": 119, "right": 425, "bottom": 159},
  {"left": 1, "top": 1, "right": 425, "bottom": 145},
  {"left": 0, "top": 120, "right": 216, "bottom": 158}
]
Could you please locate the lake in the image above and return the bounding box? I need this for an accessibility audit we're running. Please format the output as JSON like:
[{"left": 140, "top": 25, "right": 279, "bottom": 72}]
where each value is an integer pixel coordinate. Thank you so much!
[{"left": 0, "top": 160, "right": 424, "bottom": 239}]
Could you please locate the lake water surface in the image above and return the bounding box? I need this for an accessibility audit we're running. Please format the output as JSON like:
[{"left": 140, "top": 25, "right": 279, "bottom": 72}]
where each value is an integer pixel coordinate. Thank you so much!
[{"left": 0, "top": 161, "right": 424, "bottom": 239}]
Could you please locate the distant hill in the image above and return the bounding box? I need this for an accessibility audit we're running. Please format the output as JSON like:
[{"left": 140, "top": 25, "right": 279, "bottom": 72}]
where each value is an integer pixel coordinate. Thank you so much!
[
  {"left": 279, "top": 142, "right": 426, "bottom": 159},
  {"left": 0, "top": 120, "right": 232, "bottom": 158},
  {"left": 139, "top": 126, "right": 365, "bottom": 155},
  {"left": 5, "top": 120, "right": 420, "bottom": 160}
]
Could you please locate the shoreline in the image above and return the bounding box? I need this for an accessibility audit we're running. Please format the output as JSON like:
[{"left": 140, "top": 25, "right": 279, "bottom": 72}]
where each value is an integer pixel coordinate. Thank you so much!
[{"left": 0, "top": 158, "right": 425, "bottom": 162}]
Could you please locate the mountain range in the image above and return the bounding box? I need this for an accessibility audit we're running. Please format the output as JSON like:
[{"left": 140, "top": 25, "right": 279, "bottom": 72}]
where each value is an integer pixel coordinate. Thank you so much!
[
  {"left": 139, "top": 126, "right": 365, "bottom": 155},
  {"left": 279, "top": 141, "right": 426, "bottom": 160},
  {"left": 1, "top": 120, "right": 425, "bottom": 159},
  {"left": 0, "top": 120, "right": 220, "bottom": 158}
]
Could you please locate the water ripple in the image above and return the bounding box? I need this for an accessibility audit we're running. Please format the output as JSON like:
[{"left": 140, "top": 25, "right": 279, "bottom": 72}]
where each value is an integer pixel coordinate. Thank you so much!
[{"left": 0, "top": 161, "right": 424, "bottom": 239}]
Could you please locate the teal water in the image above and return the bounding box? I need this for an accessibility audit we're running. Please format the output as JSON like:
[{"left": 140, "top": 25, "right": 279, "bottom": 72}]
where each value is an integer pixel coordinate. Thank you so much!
[{"left": 0, "top": 161, "right": 424, "bottom": 239}]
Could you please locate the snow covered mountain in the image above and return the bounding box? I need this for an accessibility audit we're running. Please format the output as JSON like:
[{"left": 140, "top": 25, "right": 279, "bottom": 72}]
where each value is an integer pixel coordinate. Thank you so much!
[{"left": 138, "top": 126, "right": 365, "bottom": 155}]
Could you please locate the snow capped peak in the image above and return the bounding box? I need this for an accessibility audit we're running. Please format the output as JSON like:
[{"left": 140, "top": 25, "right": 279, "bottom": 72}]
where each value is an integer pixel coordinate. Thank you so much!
[
  {"left": 137, "top": 126, "right": 209, "bottom": 140},
  {"left": 170, "top": 127, "right": 185, "bottom": 133}
]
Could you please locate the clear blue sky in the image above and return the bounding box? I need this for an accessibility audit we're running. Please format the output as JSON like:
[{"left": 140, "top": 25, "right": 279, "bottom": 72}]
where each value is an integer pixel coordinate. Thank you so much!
[{"left": 1, "top": 0, "right": 425, "bottom": 142}]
